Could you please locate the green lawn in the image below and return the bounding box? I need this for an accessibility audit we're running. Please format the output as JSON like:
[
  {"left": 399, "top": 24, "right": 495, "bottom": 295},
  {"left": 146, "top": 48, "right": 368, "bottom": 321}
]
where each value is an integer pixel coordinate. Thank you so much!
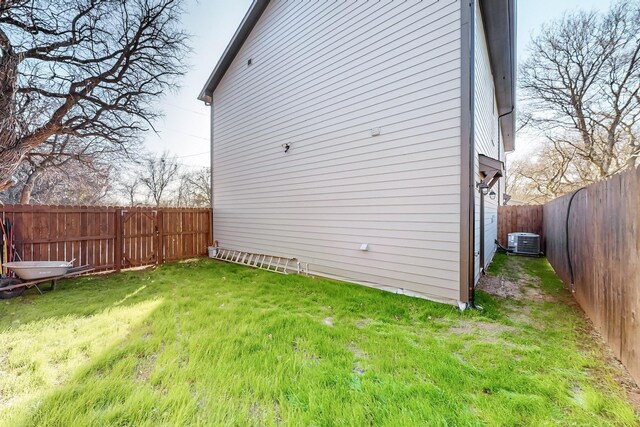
[{"left": 0, "top": 254, "right": 637, "bottom": 426}]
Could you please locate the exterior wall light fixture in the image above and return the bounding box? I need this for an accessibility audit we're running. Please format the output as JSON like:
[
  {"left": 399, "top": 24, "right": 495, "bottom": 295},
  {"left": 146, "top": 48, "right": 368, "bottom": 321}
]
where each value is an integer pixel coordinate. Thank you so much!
[{"left": 477, "top": 182, "right": 490, "bottom": 196}]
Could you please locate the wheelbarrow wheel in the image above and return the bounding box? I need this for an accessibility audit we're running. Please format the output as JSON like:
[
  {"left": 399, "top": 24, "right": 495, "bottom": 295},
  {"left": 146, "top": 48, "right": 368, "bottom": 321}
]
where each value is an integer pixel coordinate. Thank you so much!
[{"left": 0, "top": 278, "right": 25, "bottom": 299}]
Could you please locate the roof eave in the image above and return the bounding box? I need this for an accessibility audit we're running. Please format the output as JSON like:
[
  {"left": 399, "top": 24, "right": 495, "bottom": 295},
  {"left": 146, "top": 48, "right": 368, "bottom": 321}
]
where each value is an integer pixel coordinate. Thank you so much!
[
  {"left": 198, "top": 0, "right": 271, "bottom": 102},
  {"left": 479, "top": 0, "right": 517, "bottom": 152}
]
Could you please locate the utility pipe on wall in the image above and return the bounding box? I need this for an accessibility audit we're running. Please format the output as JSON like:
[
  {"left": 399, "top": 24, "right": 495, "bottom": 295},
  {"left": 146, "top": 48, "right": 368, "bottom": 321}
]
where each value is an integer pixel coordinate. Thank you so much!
[{"left": 467, "top": 0, "right": 477, "bottom": 308}]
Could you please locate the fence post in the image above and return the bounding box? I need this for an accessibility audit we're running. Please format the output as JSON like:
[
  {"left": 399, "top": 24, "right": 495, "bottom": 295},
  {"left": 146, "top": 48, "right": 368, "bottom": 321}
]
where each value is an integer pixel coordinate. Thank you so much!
[
  {"left": 114, "top": 208, "right": 122, "bottom": 272},
  {"left": 208, "top": 208, "right": 213, "bottom": 245},
  {"left": 157, "top": 209, "right": 164, "bottom": 265}
]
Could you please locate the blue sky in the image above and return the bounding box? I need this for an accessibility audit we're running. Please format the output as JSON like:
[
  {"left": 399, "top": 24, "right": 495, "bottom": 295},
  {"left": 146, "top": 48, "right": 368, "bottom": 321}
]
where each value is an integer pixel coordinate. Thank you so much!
[
  {"left": 145, "top": 0, "right": 613, "bottom": 167},
  {"left": 517, "top": 0, "right": 610, "bottom": 55}
]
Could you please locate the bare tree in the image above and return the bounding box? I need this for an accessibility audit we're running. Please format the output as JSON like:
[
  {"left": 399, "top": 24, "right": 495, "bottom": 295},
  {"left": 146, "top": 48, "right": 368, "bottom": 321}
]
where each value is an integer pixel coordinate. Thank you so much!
[
  {"left": 11, "top": 134, "right": 126, "bottom": 203},
  {"left": 0, "top": 158, "right": 113, "bottom": 205},
  {"left": 0, "top": 0, "right": 189, "bottom": 192},
  {"left": 117, "top": 174, "right": 143, "bottom": 207},
  {"left": 176, "top": 167, "right": 210, "bottom": 207},
  {"left": 139, "top": 151, "right": 180, "bottom": 206},
  {"left": 506, "top": 142, "right": 593, "bottom": 204},
  {"left": 520, "top": 0, "right": 640, "bottom": 183}
]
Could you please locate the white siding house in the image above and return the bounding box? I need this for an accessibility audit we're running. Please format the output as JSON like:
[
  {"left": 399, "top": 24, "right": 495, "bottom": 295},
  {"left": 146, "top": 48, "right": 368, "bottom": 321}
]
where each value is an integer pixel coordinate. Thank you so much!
[
  {"left": 200, "top": 0, "right": 516, "bottom": 306},
  {"left": 474, "top": 1, "right": 506, "bottom": 283}
]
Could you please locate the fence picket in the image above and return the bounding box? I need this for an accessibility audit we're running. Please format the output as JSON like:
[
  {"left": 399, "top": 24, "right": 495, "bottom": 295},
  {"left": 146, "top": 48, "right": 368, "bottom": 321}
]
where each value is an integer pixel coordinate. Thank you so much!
[
  {"left": 497, "top": 205, "right": 544, "bottom": 247},
  {"left": 0, "top": 205, "right": 212, "bottom": 273}
]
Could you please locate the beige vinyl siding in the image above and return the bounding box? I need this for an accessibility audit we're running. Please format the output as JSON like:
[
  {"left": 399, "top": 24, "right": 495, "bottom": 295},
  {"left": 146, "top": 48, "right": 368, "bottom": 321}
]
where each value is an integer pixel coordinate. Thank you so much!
[
  {"left": 473, "top": 1, "right": 502, "bottom": 283},
  {"left": 211, "top": 0, "right": 463, "bottom": 303}
]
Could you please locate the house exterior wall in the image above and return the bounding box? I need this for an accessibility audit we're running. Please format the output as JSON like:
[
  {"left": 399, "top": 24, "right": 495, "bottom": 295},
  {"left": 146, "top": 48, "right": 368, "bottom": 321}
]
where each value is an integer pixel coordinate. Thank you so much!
[
  {"left": 210, "top": 0, "right": 464, "bottom": 303},
  {"left": 473, "top": 1, "right": 504, "bottom": 283}
]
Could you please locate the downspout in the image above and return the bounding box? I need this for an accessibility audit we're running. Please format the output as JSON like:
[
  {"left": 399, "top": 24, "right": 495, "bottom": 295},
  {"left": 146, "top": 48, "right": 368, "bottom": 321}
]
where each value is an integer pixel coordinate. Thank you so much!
[
  {"left": 210, "top": 101, "right": 215, "bottom": 245},
  {"left": 467, "top": 0, "right": 477, "bottom": 308},
  {"left": 497, "top": 120, "right": 501, "bottom": 205},
  {"left": 498, "top": 112, "right": 515, "bottom": 147},
  {"left": 479, "top": 186, "right": 485, "bottom": 274}
]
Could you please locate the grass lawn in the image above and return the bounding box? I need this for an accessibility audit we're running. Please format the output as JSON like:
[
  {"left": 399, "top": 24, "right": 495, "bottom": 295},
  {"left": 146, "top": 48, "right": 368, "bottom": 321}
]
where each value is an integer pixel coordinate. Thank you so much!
[{"left": 0, "top": 253, "right": 637, "bottom": 426}]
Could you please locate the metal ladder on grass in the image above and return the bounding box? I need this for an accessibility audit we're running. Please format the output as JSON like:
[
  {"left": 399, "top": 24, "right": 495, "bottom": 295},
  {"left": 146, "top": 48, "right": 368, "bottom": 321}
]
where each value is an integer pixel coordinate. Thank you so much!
[{"left": 213, "top": 248, "right": 306, "bottom": 275}]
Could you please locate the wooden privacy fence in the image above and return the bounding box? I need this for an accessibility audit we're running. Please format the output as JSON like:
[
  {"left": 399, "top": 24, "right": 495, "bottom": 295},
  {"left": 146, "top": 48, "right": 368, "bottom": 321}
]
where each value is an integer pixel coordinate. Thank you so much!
[
  {"left": 499, "top": 167, "right": 640, "bottom": 384},
  {"left": 497, "top": 205, "right": 544, "bottom": 248},
  {"left": 0, "top": 205, "right": 212, "bottom": 272},
  {"left": 543, "top": 167, "right": 640, "bottom": 384}
]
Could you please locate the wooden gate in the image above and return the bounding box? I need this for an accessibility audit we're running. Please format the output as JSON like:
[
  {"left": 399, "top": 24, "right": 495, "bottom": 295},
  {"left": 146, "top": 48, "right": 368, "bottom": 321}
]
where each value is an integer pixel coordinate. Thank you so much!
[
  {"left": 120, "top": 209, "right": 159, "bottom": 268},
  {"left": 0, "top": 205, "right": 212, "bottom": 272}
]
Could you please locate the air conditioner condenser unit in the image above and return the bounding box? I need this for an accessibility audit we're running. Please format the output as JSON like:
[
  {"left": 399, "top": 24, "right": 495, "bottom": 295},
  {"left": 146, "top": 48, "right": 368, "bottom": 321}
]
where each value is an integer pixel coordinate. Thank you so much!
[{"left": 507, "top": 232, "right": 541, "bottom": 256}]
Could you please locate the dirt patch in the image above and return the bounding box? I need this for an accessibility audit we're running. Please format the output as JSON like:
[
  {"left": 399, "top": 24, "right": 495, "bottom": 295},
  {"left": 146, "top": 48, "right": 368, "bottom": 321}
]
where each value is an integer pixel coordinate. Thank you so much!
[
  {"left": 347, "top": 342, "right": 367, "bottom": 359},
  {"left": 323, "top": 317, "right": 333, "bottom": 327},
  {"left": 502, "top": 304, "right": 542, "bottom": 328},
  {"left": 347, "top": 342, "right": 367, "bottom": 375},
  {"left": 521, "top": 284, "right": 554, "bottom": 303},
  {"left": 353, "top": 365, "right": 365, "bottom": 375},
  {"left": 135, "top": 353, "right": 157, "bottom": 382},
  {"left": 628, "top": 389, "right": 640, "bottom": 414},
  {"left": 450, "top": 321, "right": 514, "bottom": 334},
  {"left": 479, "top": 255, "right": 555, "bottom": 303},
  {"left": 618, "top": 372, "right": 640, "bottom": 414},
  {"left": 273, "top": 401, "right": 282, "bottom": 424},
  {"left": 248, "top": 402, "right": 264, "bottom": 423},
  {"left": 449, "top": 321, "right": 517, "bottom": 344},
  {"left": 292, "top": 338, "right": 321, "bottom": 365},
  {"left": 477, "top": 275, "right": 522, "bottom": 299},
  {"left": 356, "top": 319, "right": 371, "bottom": 329},
  {"left": 478, "top": 274, "right": 553, "bottom": 303}
]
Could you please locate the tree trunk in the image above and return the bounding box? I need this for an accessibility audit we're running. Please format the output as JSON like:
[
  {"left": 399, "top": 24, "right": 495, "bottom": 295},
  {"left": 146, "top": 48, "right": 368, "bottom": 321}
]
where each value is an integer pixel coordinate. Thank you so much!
[
  {"left": 0, "top": 40, "right": 22, "bottom": 192},
  {"left": 19, "top": 169, "right": 40, "bottom": 204}
]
